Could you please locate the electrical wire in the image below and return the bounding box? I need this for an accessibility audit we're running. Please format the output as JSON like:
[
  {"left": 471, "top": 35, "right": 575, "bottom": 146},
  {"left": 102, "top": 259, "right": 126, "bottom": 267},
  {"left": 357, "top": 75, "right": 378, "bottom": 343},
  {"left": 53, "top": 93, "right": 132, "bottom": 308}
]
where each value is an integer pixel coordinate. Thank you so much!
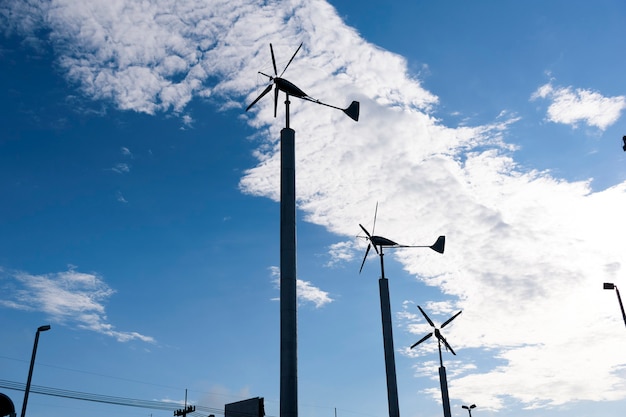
[{"left": 0, "top": 379, "right": 225, "bottom": 416}]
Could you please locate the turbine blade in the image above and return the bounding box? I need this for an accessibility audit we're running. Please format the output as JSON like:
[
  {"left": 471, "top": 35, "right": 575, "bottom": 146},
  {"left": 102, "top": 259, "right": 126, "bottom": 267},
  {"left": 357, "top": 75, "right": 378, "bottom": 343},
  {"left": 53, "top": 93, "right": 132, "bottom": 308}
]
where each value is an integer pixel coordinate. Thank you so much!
[
  {"left": 270, "top": 43, "right": 277, "bottom": 76},
  {"left": 246, "top": 85, "right": 273, "bottom": 112},
  {"left": 441, "top": 336, "right": 456, "bottom": 355},
  {"left": 410, "top": 332, "right": 433, "bottom": 349},
  {"left": 430, "top": 235, "right": 446, "bottom": 254},
  {"left": 441, "top": 310, "right": 462, "bottom": 329},
  {"left": 280, "top": 42, "right": 303, "bottom": 77},
  {"left": 372, "top": 202, "right": 378, "bottom": 235},
  {"left": 359, "top": 244, "right": 372, "bottom": 274},
  {"left": 418, "top": 305, "right": 436, "bottom": 328},
  {"left": 274, "top": 85, "right": 279, "bottom": 117},
  {"left": 359, "top": 224, "right": 372, "bottom": 238}
]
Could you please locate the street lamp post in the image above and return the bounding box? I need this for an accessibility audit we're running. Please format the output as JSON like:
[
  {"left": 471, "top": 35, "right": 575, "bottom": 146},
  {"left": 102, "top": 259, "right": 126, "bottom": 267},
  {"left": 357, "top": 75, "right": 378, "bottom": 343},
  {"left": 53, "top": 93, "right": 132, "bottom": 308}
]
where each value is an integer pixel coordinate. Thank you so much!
[
  {"left": 21, "top": 325, "right": 51, "bottom": 417},
  {"left": 603, "top": 283, "right": 626, "bottom": 328},
  {"left": 462, "top": 404, "right": 476, "bottom": 417}
]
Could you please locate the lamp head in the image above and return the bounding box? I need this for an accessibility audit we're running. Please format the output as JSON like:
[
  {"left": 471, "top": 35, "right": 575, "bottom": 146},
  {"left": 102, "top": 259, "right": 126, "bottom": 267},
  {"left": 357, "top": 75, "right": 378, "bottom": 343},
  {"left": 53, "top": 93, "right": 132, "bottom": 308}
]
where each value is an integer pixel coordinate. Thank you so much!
[
  {"left": 604, "top": 282, "right": 616, "bottom": 290},
  {"left": 37, "top": 325, "right": 51, "bottom": 332}
]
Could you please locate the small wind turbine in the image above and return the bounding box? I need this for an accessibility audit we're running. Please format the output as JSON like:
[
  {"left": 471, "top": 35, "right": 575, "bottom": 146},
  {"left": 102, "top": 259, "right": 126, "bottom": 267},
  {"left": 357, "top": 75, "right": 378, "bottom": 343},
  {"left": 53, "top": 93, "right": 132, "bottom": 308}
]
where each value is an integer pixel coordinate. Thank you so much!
[
  {"left": 357, "top": 203, "right": 445, "bottom": 417},
  {"left": 245, "top": 43, "right": 360, "bottom": 417},
  {"left": 359, "top": 203, "right": 445, "bottom": 274},
  {"left": 246, "top": 43, "right": 359, "bottom": 126},
  {"left": 411, "top": 306, "right": 462, "bottom": 417}
]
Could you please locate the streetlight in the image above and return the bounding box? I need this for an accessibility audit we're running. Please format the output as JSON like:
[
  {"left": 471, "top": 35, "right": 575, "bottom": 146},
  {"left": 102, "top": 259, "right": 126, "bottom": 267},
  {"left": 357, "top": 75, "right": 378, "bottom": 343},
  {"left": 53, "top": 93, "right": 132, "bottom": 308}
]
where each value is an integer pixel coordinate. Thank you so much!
[
  {"left": 462, "top": 404, "right": 476, "bottom": 417},
  {"left": 20, "top": 325, "right": 51, "bottom": 417},
  {"left": 603, "top": 283, "right": 626, "bottom": 328}
]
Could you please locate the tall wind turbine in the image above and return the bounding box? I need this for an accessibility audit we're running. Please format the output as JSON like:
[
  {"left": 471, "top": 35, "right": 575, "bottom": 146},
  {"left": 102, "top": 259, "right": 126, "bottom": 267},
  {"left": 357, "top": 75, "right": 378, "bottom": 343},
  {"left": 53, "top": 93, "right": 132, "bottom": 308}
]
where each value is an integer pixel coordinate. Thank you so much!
[
  {"left": 410, "top": 306, "right": 462, "bottom": 417},
  {"left": 246, "top": 43, "right": 359, "bottom": 417},
  {"left": 247, "top": 43, "right": 360, "bottom": 126},
  {"left": 359, "top": 204, "right": 445, "bottom": 417}
]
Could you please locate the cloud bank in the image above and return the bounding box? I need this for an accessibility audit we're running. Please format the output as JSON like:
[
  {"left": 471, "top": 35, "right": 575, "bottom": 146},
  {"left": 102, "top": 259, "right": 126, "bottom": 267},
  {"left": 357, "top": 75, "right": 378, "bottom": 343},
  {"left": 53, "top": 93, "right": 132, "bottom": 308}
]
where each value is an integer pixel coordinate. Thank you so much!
[{"left": 2, "top": 0, "right": 626, "bottom": 412}]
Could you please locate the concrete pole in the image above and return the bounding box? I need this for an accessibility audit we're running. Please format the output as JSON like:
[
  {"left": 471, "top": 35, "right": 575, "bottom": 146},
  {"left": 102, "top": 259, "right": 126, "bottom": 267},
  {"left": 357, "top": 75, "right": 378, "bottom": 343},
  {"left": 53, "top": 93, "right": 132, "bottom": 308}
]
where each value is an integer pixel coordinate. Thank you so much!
[
  {"left": 439, "top": 366, "right": 452, "bottom": 417},
  {"left": 379, "top": 276, "right": 400, "bottom": 417},
  {"left": 280, "top": 125, "right": 298, "bottom": 417}
]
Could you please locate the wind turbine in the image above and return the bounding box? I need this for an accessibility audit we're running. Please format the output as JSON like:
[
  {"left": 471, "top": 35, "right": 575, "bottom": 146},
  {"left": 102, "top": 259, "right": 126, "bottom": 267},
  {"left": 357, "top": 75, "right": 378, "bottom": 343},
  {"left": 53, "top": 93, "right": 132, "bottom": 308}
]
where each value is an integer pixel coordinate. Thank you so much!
[
  {"left": 358, "top": 204, "right": 445, "bottom": 417},
  {"left": 246, "top": 43, "right": 360, "bottom": 127},
  {"left": 359, "top": 204, "right": 445, "bottom": 275},
  {"left": 410, "top": 306, "right": 462, "bottom": 417},
  {"left": 246, "top": 43, "right": 360, "bottom": 417}
]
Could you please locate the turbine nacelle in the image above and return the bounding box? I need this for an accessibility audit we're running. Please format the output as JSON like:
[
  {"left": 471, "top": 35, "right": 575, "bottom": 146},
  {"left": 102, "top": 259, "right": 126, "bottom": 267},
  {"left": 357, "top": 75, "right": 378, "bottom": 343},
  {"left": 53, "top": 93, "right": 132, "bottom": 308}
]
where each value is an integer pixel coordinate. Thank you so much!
[
  {"left": 274, "top": 78, "right": 308, "bottom": 99},
  {"left": 370, "top": 235, "right": 399, "bottom": 247}
]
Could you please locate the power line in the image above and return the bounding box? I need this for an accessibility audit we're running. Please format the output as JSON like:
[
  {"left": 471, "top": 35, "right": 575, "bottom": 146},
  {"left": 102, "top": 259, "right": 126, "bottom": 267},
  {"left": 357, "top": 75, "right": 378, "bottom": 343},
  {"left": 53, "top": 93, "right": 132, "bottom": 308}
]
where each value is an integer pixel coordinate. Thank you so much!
[
  {"left": 0, "top": 356, "right": 256, "bottom": 409},
  {"left": 1, "top": 355, "right": 206, "bottom": 394},
  {"left": 0, "top": 379, "right": 224, "bottom": 416}
]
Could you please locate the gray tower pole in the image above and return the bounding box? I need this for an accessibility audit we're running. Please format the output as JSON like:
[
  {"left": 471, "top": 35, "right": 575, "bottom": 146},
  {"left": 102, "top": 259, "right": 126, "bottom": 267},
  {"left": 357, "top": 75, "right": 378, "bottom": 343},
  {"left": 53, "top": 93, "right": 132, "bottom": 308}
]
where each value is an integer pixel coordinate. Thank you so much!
[
  {"left": 379, "top": 274, "right": 400, "bottom": 417},
  {"left": 439, "top": 366, "right": 452, "bottom": 417},
  {"left": 280, "top": 124, "right": 298, "bottom": 417}
]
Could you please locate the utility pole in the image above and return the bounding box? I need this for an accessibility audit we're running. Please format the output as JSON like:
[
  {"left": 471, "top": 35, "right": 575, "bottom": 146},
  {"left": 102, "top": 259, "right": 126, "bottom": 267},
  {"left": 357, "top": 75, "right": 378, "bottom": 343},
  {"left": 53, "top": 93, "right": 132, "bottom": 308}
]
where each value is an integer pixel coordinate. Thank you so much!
[
  {"left": 174, "top": 406, "right": 195, "bottom": 417},
  {"left": 174, "top": 390, "right": 195, "bottom": 417}
]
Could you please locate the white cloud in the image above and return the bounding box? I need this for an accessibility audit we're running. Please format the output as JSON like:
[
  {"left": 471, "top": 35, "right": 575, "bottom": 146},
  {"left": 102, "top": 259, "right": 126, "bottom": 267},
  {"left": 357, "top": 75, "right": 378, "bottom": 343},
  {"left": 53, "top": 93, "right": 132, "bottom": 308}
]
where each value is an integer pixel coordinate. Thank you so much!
[
  {"left": 269, "top": 266, "right": 333, "bottom": 308},
  {"left": 1, "top": 0, "right": 438, "bottom": 118},
  {"left": 3, "top": 0, "right": 626, "bottom": 412},
  {"left": 531, "top": 81, "right": 626, "bottom": 130},
  {"left": 297, "top": 279, "right": 333, "bottom": 308},
  {"left": 325, "top": 241, "right": 355, "bottom": 267},
  {"left": 0, "top": 266, "right": 155, "bottom": 343}
]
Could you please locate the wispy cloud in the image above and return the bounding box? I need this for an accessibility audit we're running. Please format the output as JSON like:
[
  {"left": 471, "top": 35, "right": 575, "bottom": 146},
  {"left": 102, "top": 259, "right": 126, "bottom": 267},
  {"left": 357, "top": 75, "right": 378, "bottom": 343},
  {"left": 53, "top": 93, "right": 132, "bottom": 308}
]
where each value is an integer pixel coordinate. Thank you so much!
[
  {"left": 531, "top": 81, "right": 626, "bottom": 130},
  {"left": 269, "top": 266, "right": 333, "bottom": 308},
  {"left": 111, "top": 162, "right": 130, "bottom": 174},
  {"left": 181, "top": 114, "right": 193, "bottom": 129},
  {"left": 325, "top": 241, "right": 355, "bottom": 267},
  {"left": 0, "top": 266, "right": 154, "bottom": 343},
  {"left": 116, "top": 191, "right": 128, "bottom": 203}
]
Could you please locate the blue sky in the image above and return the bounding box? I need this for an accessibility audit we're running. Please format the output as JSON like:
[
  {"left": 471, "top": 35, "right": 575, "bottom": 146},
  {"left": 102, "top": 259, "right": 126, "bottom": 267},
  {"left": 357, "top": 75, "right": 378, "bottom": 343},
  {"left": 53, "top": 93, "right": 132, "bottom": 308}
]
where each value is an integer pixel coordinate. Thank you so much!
[{"left": 2, "top": 1, "right": 626, "bottom": 417}]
